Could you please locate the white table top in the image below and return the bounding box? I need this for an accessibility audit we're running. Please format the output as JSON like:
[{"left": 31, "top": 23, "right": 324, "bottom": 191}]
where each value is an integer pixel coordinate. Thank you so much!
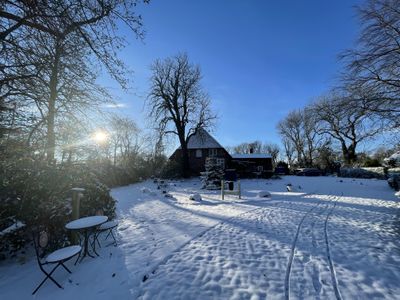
[{"left": 65, "top": 216, "right": 108, "bottom": 230}]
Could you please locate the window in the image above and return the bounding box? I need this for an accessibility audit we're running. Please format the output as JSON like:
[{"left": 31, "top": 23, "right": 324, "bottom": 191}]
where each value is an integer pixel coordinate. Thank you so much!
[
  {"left": 216, "top": 158, "right": 225, "bottom": 169},
  {"left": 209, "top": 149, "right": 218, "bottom": 157},
  {"left": 196, "top": 149, "right": 202, "bottom": 158}
]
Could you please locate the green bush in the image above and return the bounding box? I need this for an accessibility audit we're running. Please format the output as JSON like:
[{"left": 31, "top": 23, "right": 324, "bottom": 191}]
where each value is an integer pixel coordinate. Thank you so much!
[
  {"left": 160, "top": 159, "right": 182, "bottom": 179},
  {"left": 362, "top": 157, "right": 381, "bottom": 167},
  {"left": 0, "top": 158, "right": 115, "bottom": 258}
]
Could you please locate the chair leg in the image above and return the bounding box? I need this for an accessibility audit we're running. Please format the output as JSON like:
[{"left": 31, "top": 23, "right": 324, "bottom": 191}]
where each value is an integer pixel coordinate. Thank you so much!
[
  {"left": 32, "top": 264, "right": 63, "bottom": 295},
  {"left": 61, "top": 262, "right": 72, "bottom": 274},
  {"left": 104, "top": 229, "right": 117, "bottom": 246},
  {"left": 110, "top": 230, "right": 117, "bottom": 245},
  {"left": 74, "top": 251, "right": 81, "bottom": 265},
  {"left": 104, "top": 230, "right": 111, "bottom": 240},
  {"left": 93, "top": 232, "right": 101, "bottom": 248}
]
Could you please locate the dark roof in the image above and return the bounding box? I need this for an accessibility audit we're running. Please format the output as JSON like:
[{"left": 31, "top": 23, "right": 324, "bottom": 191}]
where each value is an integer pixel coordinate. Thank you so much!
[
  {"left": 231, "top": 154, "right": 272, "bottom": 159},
  {"left": 185, "top": 128, "right": 224, "bottom": 149}
]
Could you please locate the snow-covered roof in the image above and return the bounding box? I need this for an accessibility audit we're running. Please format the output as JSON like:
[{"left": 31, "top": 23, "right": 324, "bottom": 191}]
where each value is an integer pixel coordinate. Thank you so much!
[
  {"left": 389, "top": 152, "right": 400, "bottom": 160},
  {"left": 231, "top": 153, "right": 272, "bottom": 159},
  {"left": 186, "top": 129, "right": 224, "bottom": 149}
]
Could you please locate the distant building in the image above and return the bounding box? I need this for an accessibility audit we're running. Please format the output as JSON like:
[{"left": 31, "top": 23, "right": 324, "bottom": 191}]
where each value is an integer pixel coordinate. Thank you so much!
[{"left": 170, "top": 129, "right": 273, "bottom": 177}]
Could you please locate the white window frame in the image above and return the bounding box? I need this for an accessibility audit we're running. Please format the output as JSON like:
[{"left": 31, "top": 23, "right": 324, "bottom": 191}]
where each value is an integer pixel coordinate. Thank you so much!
[{"left": 195, "top": 149, "right": 202, "bottom": 158}]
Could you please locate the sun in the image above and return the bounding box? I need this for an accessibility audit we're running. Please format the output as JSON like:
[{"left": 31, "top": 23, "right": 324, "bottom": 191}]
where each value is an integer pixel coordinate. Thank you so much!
[{"left": 92, "top": 130, "right": 108, "bottom": 143}]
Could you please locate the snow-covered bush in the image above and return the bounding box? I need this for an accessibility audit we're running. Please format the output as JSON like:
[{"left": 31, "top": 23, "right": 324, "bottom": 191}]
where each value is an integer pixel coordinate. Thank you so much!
[
  {"left": 189, "top": 193, "right": 202, "bottom": 201},
  {"left": 340, "top": 167, "right": 386, "bottom": 179},
  {"left": 384, "top": 152, "right": 400, "bottom": 168},
  {"left": 0, "top": 158, "right": 115, "bottom": 259},
  {"left": 388, "top": 168, "right": 400, "bottom": 175},
  {"left": 141, "top": 187, "right": 151, "bottom": 193},
  {"left": 201, "top": 158, "right": 224, "bottom": 190}
]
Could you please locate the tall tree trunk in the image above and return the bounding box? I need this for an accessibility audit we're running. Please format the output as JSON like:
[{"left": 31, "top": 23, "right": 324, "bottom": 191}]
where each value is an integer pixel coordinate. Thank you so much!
[
  {"left": 113, "top": 144, "right": 117, "bottom": 166},
  {"left": 341, "top": 140, "right": 358, "bottom": 165},
  {"left": 341, "top": 142, "right": 350, "bottom": 165},
  {"left": 181, "top": 144, "right": 190, "bottom": 178},
  {"left": 348, "top": 142, "right": 357, "bottom": 164},
  {"left": 46, "top": 39, "right": 62, "bottom": 163},
  {"left": 178, "top": 129, "right": 190, "bottom": 178}
]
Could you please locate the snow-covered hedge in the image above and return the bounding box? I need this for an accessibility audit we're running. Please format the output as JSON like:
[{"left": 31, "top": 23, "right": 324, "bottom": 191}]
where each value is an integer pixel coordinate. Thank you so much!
[
  {"left": 0, "top": 158, "right": 115, "bottom": 259},
  {"left": 340, "top": 167, "right": 386, "bottom": 179},
  {"left": 388, "top": 168, "right": 400, "bottom": 175}
]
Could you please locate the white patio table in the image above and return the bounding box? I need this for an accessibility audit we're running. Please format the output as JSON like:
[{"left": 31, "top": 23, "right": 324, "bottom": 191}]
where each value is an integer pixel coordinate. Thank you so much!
[{"left": 65, "top": 216, "right": 108, "bottom": 261}]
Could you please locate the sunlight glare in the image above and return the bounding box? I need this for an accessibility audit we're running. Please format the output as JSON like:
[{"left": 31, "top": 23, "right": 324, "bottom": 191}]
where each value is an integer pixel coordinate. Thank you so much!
[{"left": 92, "top": 130, "right": 108, "bottom": 144}]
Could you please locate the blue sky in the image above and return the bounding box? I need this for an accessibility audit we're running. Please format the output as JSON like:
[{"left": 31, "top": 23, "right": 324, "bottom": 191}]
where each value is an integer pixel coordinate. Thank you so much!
[{"left": 103, "top": 0, "right": 364, "bottom": 153}]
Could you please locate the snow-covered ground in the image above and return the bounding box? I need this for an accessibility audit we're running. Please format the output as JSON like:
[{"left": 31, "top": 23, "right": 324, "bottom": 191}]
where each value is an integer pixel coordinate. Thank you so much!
[{"left": 0, "top": 176, "right": 399, "bottom": 299}]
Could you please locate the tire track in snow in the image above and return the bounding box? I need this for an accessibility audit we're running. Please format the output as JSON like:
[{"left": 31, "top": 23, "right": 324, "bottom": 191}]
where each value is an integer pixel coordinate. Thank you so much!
[
  {"left": 324, "top": 196, "right": 342, "bottom": 300},
  {"left": 138, "top": 198, "right": 296, "bottom": 299},
  {"left": 284, "top": 198, "right": 323, "bottom": 300},
  {"left": 307, "top": 202, "right": 331, "bottom": 299},
  {"left": 139, "top": 200, "right": 284, "bottom": 288}
]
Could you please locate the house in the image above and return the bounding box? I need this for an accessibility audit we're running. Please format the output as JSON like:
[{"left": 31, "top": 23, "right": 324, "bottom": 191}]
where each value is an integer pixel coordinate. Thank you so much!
[
  {"left": 230, "top": 153, "right": 273, "bottom": 178},
  {"left": 170, "top": 129, "right": 273, "bottom": 177},
  {"left": 170, "top": 128, "right": 231, "bottom": 175}
]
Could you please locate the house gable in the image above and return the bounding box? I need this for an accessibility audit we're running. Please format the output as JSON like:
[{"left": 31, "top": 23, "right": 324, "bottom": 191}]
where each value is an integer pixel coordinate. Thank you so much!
[
  {"left": 170, "top": 129, "right": 231, "bottom": 175},
  {"left": 169, "top": 129, "right": 273, "bottom": 177}
]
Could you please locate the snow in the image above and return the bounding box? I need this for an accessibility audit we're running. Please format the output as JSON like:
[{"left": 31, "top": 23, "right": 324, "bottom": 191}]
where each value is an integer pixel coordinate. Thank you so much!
[
  {"left": 0, "top": 221, "right": 25, "bottom": 237},
  {"left": 185, "top": 128, "right": 223, "bottom": 149},
  {"left": 46, "top": 246, "right": 82, "bottom": 263},
  {"left": 189, "top": 193, "right": 202, "bottom": 201},
  {"left": 65, "top": 216, "right": 108, "bottom": 230},
  {"left": 257, "top": 190, "right": 271, "bottom": 198},
  {"left": 98, "top": 221, "right": 118, "bottom": 231},
  {"left": 386, "top": 151, "right": 400, "bottom": 161},
  {"left": 0, "top": 176, "right": 399, "bottom": 299},
  {"left": 231, "top": 153, "right": 272, "bottom": 159}
]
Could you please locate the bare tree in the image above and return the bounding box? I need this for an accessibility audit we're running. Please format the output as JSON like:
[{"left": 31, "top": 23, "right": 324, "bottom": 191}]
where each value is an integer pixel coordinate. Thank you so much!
[
  {"left": 233, "top": 141, "right": 262, "bottom": 154},
  {"left": 262, "top": 143, "right": 280, "bottom": 166},
  {"left": 302, "top": 107, "right": 328, "bottom": 166},
  {"left": 277, "top": 110, "right": 305, "bottom": 165},
  {"left": 340, "top": 0, "right": 400, "bottom": 127},
  {"left": 108, "top": 115, "right": 140, "bottom": 166},
  {"left": 1, "top": 0, "right": 148, "bottom": 162},
  {"left": 2, "top": 27, "right": 112, "bottom": 161},
  {"left": 311, "top": 92, "right": 384, "bottom": 165},
  {"left": 148, "top": 54, "right": 216, "bottom": 177},
  {"left": 277, "top": 108, "right": 326, "bottom": 167},
  {"left": 282, "top": 137, "right": 295, "bottom": 167},
  {"left": 232, "top": 143, "right": 249, "bottom": 154}
]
